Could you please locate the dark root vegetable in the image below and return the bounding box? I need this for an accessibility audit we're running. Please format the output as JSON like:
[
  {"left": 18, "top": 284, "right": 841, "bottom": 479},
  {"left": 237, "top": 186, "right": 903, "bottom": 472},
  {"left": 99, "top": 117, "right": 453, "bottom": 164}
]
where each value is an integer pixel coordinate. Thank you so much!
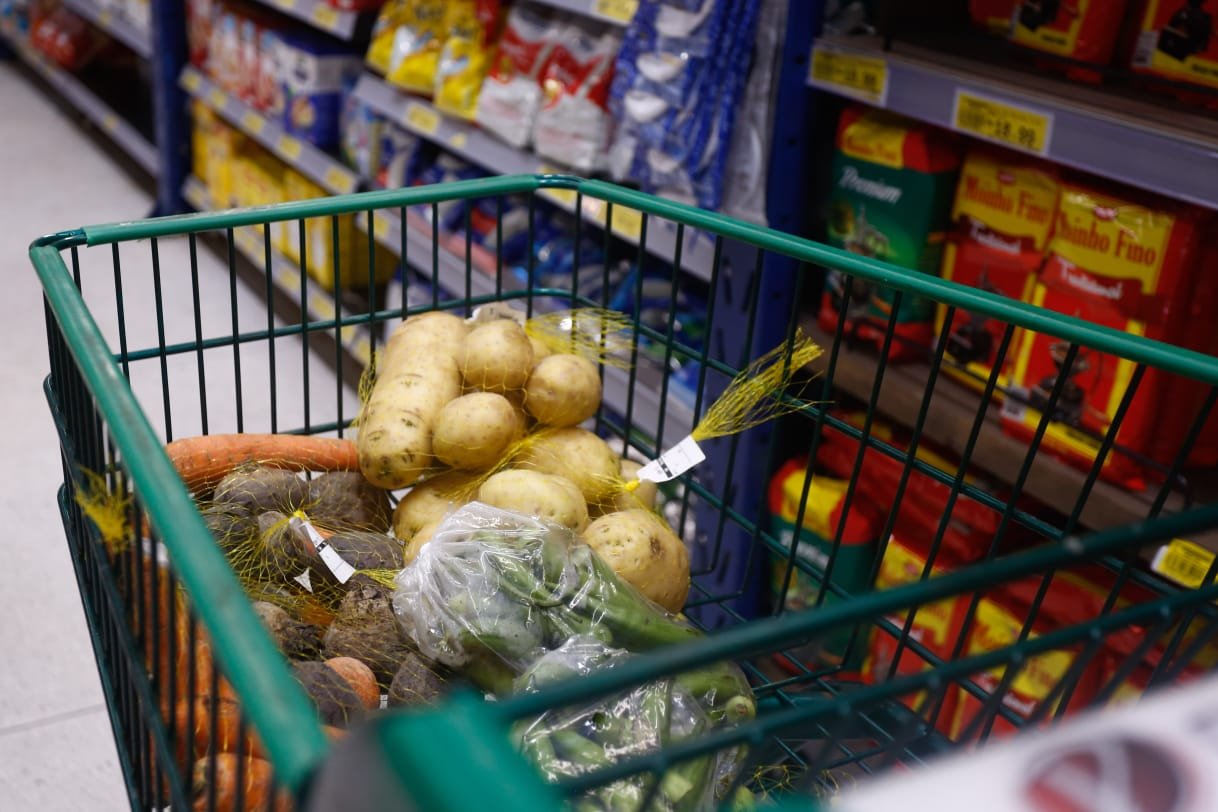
[
  {"left": 292, "top": 661, "right": 367, "bottom": 728},
  {"left": 214, "top": 466, "right": 310, "bottom": 515},
  {"left": 251, "top": 601, "right": 323, "bottom": 660},
  {"left": 388, "top": 651, "right": 449, "bottom": 707},
  {"left": 306, "top": 472, "right": 392, "bottom": 532},
  {"left": 321, "top": 582, "right": 416, "bottom": 688},
  {"left": 325, "top": 530, "right": 404, "bottom": 572}
]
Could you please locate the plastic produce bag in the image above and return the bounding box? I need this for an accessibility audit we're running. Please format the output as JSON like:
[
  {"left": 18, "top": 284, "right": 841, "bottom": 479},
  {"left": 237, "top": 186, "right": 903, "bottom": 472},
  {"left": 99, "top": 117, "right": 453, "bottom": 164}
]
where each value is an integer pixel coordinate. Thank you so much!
[
  {"left": 513, "top": 636, "right": 744, "bottom": 811},
  {"left": 392, "top": 504, "right": 755, "bottom": 720}
]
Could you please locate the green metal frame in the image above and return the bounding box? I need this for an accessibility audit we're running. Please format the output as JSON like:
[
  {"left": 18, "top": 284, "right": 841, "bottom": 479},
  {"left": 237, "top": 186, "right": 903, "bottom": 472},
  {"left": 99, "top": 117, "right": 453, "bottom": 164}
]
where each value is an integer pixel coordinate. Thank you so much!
[{"left": 32, "top": 174, "right": 1218, "bottom": 809}]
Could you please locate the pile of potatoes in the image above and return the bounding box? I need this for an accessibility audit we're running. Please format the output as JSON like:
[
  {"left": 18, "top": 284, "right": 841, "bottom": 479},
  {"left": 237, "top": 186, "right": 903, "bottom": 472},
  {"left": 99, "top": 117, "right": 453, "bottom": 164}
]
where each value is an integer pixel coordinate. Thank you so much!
[{"left": 358, "top": 310, "right": 690, "bottom": 612}]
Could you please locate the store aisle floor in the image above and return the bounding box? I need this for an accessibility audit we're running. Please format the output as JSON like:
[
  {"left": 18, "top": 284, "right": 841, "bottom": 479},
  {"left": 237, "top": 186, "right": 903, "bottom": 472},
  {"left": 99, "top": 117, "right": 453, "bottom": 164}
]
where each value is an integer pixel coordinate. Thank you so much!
[{"left": 1, "top": 60, "right": 353, "bottom": 809}]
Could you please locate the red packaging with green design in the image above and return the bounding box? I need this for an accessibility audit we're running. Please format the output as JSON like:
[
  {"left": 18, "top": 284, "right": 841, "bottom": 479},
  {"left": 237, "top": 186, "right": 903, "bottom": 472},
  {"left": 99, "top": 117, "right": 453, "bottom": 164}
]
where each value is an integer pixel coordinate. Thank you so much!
[
  {"left": 938, "top": 149, "right": 1060, "bottom": 397},
  {"left": 970, "top": 0, "right": 1018, "bottom": 33},
  {"left": 820, "top": 107, "right": 961, "bottom": 362},
  {"left": 1001, "top": 179, "right": 1205, "bottom": 490}
]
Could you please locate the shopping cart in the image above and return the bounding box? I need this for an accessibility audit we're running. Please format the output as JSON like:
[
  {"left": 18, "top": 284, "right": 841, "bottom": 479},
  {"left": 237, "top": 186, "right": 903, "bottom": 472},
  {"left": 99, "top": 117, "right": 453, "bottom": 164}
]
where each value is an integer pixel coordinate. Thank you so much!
[{"left": 31, "top": 174, "right": 1218, "bottom": 811}]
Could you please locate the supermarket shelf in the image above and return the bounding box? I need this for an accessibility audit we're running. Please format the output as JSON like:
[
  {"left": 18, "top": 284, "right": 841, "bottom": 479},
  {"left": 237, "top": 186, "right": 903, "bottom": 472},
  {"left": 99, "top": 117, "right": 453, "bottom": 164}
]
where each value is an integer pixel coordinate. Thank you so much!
[
  {"left": 62, "top": 0, "right": 152, "bottom": 59},
  {"left": 800, "top": 319, "right": 1216, "bottom": 548},
  {"left": 251, "top": 0, "right": 360, "bottom": 40},
  {"left": 181, "top": 66, "right": 360, "bottom": 196},
  {"left": 0, "top": 21, "right": 158, "bottom": 175},
  {"left": 534, "top": 0, "right": 637, "bottom": 26},
  {"left": 183, "top": 176, "right": 373, "bottom": 368},
  {"left": 357, "top": 208, "right": 695, "bottom": 443},
  {"left": 807, "top": 33, "right": 1218, "bottom": 211},
  {"left": 351, "top": 73, "right": 718, "bottom": 283}
]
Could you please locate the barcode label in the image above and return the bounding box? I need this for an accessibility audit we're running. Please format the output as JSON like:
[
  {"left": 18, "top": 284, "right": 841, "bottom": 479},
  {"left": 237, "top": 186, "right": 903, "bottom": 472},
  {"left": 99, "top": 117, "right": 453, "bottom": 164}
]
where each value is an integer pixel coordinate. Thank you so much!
[
  {"left": 1133, "top": 31, "right": 1158, "bottom": 67},
  {"left": 1152, "top": 539, "right": 1215, "bottom": 590}
]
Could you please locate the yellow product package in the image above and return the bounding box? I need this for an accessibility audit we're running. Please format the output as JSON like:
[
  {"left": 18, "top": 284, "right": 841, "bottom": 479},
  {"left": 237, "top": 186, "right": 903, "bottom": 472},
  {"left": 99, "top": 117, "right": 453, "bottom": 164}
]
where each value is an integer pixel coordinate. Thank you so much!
[
  {"left": 435, "top": 34, "right": 491, "bottom": 120},
  {"left": 203, "top": 123, "right": 247, "bottom": 209},
  {"left": 368, "top": 0, "right": 455, "bottom": 95},
  {"left": 190, "top": 101, "right": 217, "bottom": 186}
]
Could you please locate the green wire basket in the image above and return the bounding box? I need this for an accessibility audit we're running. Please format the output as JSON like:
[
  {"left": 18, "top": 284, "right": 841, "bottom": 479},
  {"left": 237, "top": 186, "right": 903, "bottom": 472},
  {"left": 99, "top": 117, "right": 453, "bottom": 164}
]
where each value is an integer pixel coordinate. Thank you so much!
[{"left": 31, "top": 174, "right": 1218, "bottom": 811}]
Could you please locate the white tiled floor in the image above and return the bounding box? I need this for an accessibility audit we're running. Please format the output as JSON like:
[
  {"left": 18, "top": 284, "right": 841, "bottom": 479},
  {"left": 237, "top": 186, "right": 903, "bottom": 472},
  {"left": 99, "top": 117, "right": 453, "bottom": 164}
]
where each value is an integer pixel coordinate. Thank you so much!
[{"left": 1, "top": 61, "right": 353, "bottom": 809}]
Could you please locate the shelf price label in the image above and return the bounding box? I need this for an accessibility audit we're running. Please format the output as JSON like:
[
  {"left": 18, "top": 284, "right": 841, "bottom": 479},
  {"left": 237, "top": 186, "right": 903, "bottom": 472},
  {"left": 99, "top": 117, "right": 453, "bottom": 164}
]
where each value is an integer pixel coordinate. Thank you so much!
[
  {"left": 241, "top": 110, "right": 265, "bottom": 135},
  {"left": 312, "top": 4, "right": 341, "bottom": 30},
  {"left": 594, "top": 0, "right": 638, "bottom": 23},
  {"left": 181, "top": 70, "right": 201, "bottom": 92},
  {"left": 208, "top": 88, "right": 228, "bottom": 109},
  {"left": 809, "top": 44, "right": 888, "bottom": 106},
  {"left": 609, "top": 205, "right": 644, "bottom": 242},
  {"left": 98, "top": 8, "right": 113, "bottom": 28},
  {"left": 403, "top": 102, "right": 441, "bottom": 136},
  {"left": 324, "top": 165, "right": 355, "bottom": 193},
  {"left": 278, "top": 134, "right": 303, "bottom": 161},
  {"left": 1152, "top": 538, "right": 1216, "bottom": 590},
  {"left": 952, "top": 89, "right": 1053, "bottom": 156}
]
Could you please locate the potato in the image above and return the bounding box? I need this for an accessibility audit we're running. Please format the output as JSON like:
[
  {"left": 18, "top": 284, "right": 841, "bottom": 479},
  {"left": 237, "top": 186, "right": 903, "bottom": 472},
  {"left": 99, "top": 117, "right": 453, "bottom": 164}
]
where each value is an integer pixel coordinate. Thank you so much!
[
  {"left": 528, "top": 334, "right": 552, "bottom": 362},
  {"left": 358, "top": 352, "right": 461, "bottom": 490},
  {"left": 402, "top": 520, "right": 441, "bottom": 566},
  {"left": 581, "top": 509, "right": 690, "bottom": 612},
  {"left": 432, "top": 392, "right": 526, "bottom": 470},
  {"left": 387, "top": 311, "right": 469, "bottom": 367},
  {"left": 524, "top": 354, "right": 602, "bottom": 427},
  {"left": 594, "top": 459, "right": 659, "bottom": 516},
  {"left": 478, "top": 470, "right": 589, "bottom": 530},
  {"left": 462, "top": 319, "right": 534, "bottom": 394},
  {"left": 516, "top": 428, "right": 620, "bottom": 502},
  {"left": 392, "top": 471, "right": 473, "bottom": 540}
]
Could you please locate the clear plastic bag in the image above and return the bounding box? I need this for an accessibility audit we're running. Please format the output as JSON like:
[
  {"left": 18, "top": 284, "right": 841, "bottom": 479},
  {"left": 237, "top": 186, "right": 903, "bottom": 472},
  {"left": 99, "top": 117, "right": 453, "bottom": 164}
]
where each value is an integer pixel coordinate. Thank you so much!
[
  {"left": 391, "top": 504, "right": 755, "bottom": 721},
  {"left": 513, "top": 636, "right": 744, "bottom": 811}
]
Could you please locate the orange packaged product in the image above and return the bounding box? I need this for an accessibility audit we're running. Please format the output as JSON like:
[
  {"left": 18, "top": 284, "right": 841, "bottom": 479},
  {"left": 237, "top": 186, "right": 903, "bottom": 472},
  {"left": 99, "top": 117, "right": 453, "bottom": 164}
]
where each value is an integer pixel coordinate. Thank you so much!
[
  {"left": 938, "top": 149, "right": 1059, "bottom": 396},
  {"left": 1131, "top": 0, "right": 1218, "bottom": 105},
  {"left": 1001, "top": 180, "right": 1205, "bottom": 490},
  {"left": 1010, "top": 0, "right": 1131, "bottom": 80}
]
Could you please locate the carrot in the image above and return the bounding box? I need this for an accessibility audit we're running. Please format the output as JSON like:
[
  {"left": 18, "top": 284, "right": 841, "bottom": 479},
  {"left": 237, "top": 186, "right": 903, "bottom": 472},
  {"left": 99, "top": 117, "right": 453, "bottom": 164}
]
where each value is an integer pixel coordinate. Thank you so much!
[
  {"left": 175, "top": 696, "right": 267, "bottom": 766},
  {"left": 191, "top": 754, "right": 291, "bottom": 812},
  {"left": 166, "top": 434, "right": 360, "bottom": 494}
]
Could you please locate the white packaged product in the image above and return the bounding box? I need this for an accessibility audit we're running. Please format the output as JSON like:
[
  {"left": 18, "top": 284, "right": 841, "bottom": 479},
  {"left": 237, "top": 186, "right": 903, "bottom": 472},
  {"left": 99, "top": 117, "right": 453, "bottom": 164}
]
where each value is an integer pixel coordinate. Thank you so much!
[
  {"left": 531, "top": 25, "right": 620, "bottom": 172},
  {"left": 475, "top": 5, "right": 558, "bottom": 148}
]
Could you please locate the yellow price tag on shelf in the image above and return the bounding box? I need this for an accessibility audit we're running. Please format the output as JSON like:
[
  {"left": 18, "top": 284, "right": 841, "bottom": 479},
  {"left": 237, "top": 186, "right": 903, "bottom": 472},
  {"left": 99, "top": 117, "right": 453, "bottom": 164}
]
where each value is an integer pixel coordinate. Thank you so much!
[
  {"left": 610, "top": 205, "right": 644, "bottom": 242},
  {"left": 324, "top": 166, "right": 354, "bottom": 193},
  {"left": 279, "top": 268, "right": 302, "bottom": 295},
  {"left": 241, "top": 110, "right": 265, "bottom": 135},
  {"left": 809, "top": 44, "right": 888, "bottom": 106},
  {"left": 275, "top": 0, "right": 298, "bottom": 9},
  {"left": 373, "top": 211, "right": 395, "bottom": 240},
  {"left": 99, "top": 9, "right": 113, "bottom": 27},
  {"left": 403, "top": 102, "right": 441, "bottom": 136},
  {"left": 449, "top": 132, "right": 468, "bottom": 150},
  {"left": 278, "top": 134, "right": 303, "bottom": 161},
  {"left": 181, "top": 70, "right": 201, "bottom": 92},
  {"left": 594, "top": 0, "right": 638, "bottom": 23},
  {"left": 952, "top": 89, "right": 1053, "bottom": 155},
  {"left": 312, "top": 4, "right": 340, "bottom": 29},
  {"left": 208, "top": 88, "right": 228, "bottom": 109},
  {"left": 541, "top": 187, "right": 578, "bottom": 208},
  {"left": 1152, "top": 539, "right": 1215, "bottom": 590},
  {"left": 101, "top": 113, "right": 119, "bottom": 133}
]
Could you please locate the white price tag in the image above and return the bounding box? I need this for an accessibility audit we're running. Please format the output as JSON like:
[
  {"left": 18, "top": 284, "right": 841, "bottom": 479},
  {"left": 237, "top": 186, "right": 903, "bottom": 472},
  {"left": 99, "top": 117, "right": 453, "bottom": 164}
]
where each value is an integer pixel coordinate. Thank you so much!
[
  {"left": 291, "top": 516, "right": 355, "bottom": 584},
  {"left": 635, "top": 435, "right": 706, "bottom": 484}
]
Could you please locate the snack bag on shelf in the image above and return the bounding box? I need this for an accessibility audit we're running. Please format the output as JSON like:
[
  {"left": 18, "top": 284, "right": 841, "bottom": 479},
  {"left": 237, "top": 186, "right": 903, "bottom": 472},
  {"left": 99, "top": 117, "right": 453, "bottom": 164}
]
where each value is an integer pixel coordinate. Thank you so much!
[
  {"left": 190, "top": 100, "right": 216, "bottom": 186},
  {"left": 202, "top": 119, "right": 246, "bottom": 208},
  {"left": 532, "top": 23, "right": 620, "bottom": 172},
  {"left": 368, "top": 0, "right": 468, "bottom": 96},
  {"left": 1009, "top": 0, "right": 1130, "bottom": 78},
  {"left": 820, "top": 107, "right": 962, "bottom": 363},
  {"left": 340, "top": 94, "right": 386, "bottom": 181},
  {"left": 1132, "top": 0, "right": 1218, "bottom": 105},
  {"left": 433, "top": 0, "right": 501, "bottom": 120},
  {"left": 30, "top": 7, "right": 108, "bottom": 71},
  {"left": 1001, "top": 180, "right": 1206, "bottom": 489},
  {"left": 947, "top": 574, "right": 1106, "bottom": 742},
  {"left": 767, "top": 460, "right": 882, "bottom": 669},
  {"left": 938, "top": 149, "right": 1060, "bottom": 396},
  {"left": 969, "top": 0, "right": 1017, "bottom": 33},
  {"left": 207, "top": 2, "right": 242, "bottom": 94},
  {"left": 186, "top": 0, "right": 214, "bottom": 68},
  {"left": 272, "top": 32, "right": 363, "bottom": 149},
  {"left": 475, "top": 3, "right": 559, "bottom": 148}
]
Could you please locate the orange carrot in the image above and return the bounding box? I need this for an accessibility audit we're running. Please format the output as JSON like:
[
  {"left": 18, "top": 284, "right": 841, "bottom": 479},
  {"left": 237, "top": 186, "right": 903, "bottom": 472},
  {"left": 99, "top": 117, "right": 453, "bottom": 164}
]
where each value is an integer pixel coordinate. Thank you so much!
[
  {"left": 166, "top": 434, "right": 360, "bottom": 493},
  {"left": 191, "top": 754, "right": 291, "bottom": 812}
]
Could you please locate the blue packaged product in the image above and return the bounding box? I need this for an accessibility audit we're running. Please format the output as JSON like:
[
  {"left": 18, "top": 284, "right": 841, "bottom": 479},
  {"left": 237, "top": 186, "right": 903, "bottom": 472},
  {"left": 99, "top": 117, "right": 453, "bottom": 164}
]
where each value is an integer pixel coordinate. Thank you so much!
[
  {"left": 340, "top": 93, "right": 385, "bottom": 181},
  {"left": 272, "top": 31, "right": 363, "bottom": 149}
]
